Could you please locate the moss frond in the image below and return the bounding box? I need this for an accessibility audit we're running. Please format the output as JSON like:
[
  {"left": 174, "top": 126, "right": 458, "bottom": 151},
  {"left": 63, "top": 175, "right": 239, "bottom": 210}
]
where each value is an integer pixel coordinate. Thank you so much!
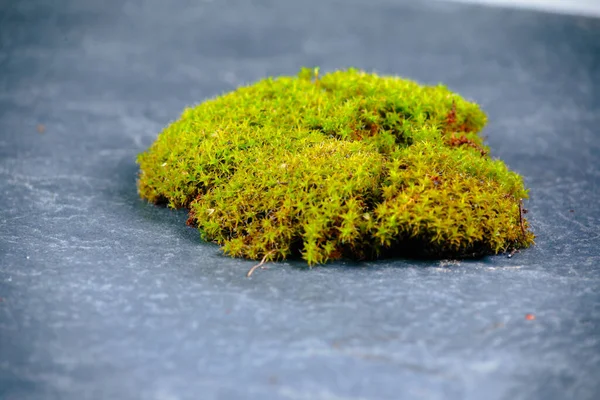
[{"left": 137, "top": 67, "right": 534, "bottom": 265}]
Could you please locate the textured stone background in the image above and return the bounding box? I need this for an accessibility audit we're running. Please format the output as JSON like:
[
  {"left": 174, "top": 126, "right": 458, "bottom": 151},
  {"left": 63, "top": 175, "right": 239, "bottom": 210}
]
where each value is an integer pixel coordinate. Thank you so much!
[{"left": 1, "top": 0, "right": 599, "bottom": 399}]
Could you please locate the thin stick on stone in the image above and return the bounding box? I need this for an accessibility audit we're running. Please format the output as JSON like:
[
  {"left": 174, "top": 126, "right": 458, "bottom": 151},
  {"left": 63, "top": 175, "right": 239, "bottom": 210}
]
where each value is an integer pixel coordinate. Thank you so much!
[{"left": 246, "top": 253, "right": 271, "bottom": 278}]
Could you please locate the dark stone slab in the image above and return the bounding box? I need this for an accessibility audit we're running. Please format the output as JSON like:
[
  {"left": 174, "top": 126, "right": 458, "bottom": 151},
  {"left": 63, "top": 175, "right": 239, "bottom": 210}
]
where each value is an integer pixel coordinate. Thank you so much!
[{"left": 1, "top": 0, "right": 599, "bottom": 399}]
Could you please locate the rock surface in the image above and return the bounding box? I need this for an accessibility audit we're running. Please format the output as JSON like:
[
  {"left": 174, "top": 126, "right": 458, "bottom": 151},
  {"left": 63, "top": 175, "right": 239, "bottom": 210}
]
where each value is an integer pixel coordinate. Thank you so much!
[{"left": 1, "top": 1, "right": 599, "bottom": 399}]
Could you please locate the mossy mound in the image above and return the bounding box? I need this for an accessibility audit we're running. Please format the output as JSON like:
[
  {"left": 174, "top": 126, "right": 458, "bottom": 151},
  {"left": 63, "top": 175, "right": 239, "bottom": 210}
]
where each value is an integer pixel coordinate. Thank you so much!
[{"left": 137, "top": 67, "right": 534, "bottom": 265}]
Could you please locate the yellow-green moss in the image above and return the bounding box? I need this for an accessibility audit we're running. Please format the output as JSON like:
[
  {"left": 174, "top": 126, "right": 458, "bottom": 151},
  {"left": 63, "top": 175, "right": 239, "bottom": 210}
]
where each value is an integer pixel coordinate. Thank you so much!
[{"left": 137, "top": 67, "right": 534, "bottom": 265}]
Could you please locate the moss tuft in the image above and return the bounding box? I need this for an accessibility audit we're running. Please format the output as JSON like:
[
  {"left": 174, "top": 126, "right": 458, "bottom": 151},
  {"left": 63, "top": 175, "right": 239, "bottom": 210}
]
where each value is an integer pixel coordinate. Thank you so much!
[{"left": 137, "top": 67, "right": 534, "bottom": 265}]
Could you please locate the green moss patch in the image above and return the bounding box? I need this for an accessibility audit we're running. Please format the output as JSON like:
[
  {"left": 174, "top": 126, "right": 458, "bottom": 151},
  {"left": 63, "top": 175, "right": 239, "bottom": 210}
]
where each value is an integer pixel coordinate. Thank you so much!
[{"left": 137, "top": 67, "right": 534, "bottom": 265}]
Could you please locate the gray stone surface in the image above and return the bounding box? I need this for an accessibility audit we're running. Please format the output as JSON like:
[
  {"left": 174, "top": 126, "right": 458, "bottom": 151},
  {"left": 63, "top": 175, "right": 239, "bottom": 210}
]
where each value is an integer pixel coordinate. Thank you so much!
[{"left": 1, "top": 0, "right": 599, "bottom": 399}]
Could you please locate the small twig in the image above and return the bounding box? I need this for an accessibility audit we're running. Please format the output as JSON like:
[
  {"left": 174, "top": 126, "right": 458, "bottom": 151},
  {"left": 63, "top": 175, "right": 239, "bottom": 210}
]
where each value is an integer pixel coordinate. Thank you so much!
[
  {"left": 246, "top": 252, "right": 272, "bottom": 278},
  {"left": 518, "top": 199, "right": 526, "bottom": 237}
]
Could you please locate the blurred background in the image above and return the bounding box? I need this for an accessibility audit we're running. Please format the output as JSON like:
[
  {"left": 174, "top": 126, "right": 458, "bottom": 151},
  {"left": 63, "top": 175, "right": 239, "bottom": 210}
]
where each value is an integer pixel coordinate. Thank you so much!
[{"left": 444, "top": 0, "right": 600, "bottom": 17}]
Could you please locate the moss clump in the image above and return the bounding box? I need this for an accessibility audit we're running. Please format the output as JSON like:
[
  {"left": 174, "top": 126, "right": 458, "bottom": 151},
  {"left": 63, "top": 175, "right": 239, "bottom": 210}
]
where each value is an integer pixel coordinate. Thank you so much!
[{"left": 137, "top": 67, "right": 534, "bottom": 265}]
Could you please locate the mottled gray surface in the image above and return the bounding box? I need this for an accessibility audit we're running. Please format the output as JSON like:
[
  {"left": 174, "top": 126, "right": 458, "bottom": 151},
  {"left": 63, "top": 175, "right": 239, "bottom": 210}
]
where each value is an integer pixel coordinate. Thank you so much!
[{"left": 1, "top": 0, "right": 600, "bottom": 399}]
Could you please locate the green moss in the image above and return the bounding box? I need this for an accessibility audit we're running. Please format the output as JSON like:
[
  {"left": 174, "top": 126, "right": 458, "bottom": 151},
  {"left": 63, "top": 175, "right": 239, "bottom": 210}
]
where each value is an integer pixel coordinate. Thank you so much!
[{"left": 137, "top": 67, "right": 534, "bottom": 265}]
